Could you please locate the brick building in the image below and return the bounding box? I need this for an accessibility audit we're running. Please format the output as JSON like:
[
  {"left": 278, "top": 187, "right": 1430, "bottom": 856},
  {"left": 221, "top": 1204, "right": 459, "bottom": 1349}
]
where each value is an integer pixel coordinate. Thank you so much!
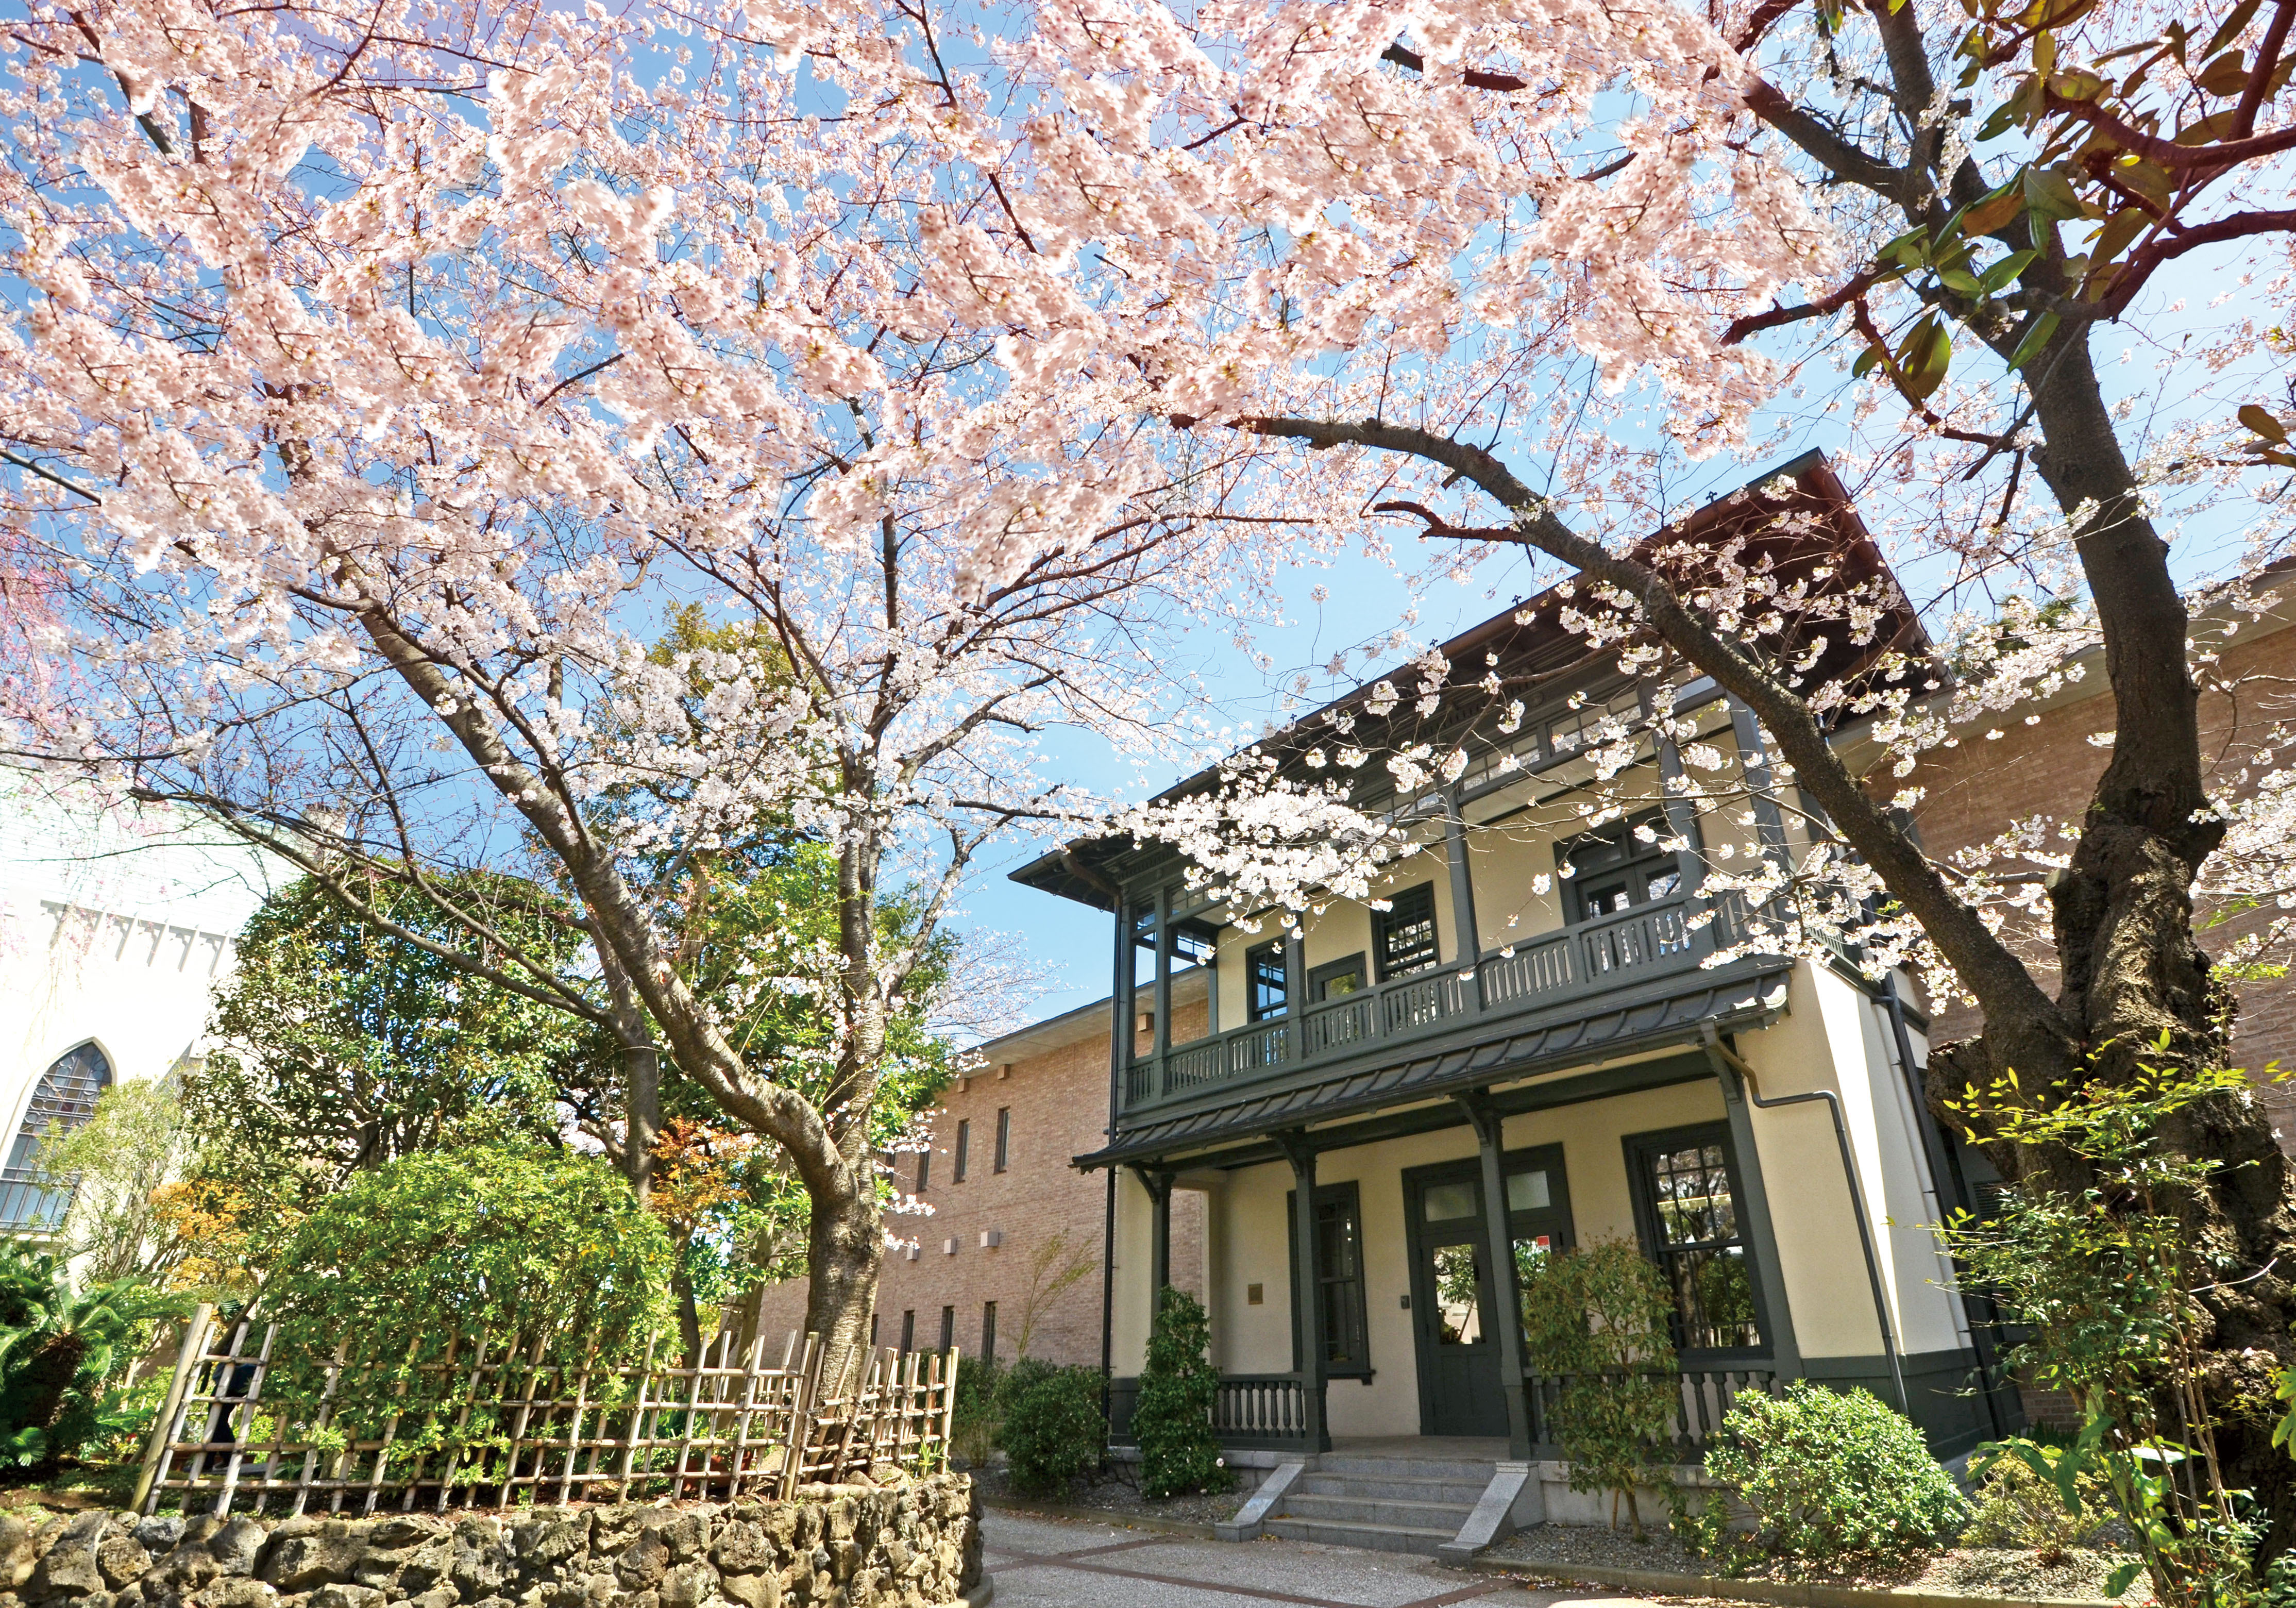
[
  {"left": 740, "top": 970, "right": 1209, "bottom": 1369},
  {"left": 1902, "top": 590, "right": 2296, "bottom": 1147}
]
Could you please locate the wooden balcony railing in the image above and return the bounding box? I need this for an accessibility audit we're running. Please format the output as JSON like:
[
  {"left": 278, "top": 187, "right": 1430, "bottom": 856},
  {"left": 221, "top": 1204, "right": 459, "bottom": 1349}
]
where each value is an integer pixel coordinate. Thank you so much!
[
  {"left": 1526, "top": 1364, "right": 1782, "bottom": 1455},
  {"left": 1122, "top": 894, "right": 1752, "bottom": 1114}
]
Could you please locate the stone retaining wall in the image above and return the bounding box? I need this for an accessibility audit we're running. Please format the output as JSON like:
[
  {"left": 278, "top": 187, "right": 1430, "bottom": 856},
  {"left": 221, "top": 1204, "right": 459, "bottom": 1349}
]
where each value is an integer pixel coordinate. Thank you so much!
[{"left": 0, "top": 1476, "right": 981, "bottom": 1608}]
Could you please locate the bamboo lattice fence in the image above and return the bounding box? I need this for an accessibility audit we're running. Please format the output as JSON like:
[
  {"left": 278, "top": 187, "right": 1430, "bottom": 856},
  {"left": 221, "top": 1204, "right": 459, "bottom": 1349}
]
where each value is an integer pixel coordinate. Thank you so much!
[{"left": 133, "top": 1306, "right": 958, "bottom": 1519}]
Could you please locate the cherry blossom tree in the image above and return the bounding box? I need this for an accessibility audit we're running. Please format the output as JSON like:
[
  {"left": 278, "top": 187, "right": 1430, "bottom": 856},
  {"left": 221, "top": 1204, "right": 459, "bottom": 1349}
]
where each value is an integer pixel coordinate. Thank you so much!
[
  {"left": 0, "top": 0, "right": 1295, "bottom": 1369},
  {"left": 988, "top": 0, "right": 2296, "bottom": 1543}
]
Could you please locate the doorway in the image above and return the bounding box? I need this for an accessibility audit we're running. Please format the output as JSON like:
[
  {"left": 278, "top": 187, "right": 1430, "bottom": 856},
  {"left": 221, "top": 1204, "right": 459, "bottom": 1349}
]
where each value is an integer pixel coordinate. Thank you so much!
[{"left": 1404, "top": 1145, "right": 1575, "bottom": 1437}]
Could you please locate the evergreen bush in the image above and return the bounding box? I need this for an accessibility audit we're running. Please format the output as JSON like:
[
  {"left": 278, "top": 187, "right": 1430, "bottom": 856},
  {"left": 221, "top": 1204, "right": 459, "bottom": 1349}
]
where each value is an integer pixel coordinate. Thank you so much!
[
  {"left": 999, "top": 1362, "right": 1105, "bottom": 1497},
  {"left": 1518, "top": 1238, "right": 1679, "bottom": 1535},
  {"left": 1704, "top": 1382, "right": 1969, "bottom": 1563},
  {"left": 1133, "top": 1289, "right": 1231, "bottom": 1498}
]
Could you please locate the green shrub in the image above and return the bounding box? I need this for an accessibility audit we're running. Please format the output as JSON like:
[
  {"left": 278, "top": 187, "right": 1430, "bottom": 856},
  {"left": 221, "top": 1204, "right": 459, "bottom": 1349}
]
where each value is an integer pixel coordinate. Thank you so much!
[
  {"left": 999, "top": 1363, "right": 1105, "bottom": 1498},
  {"left": 1133, "top": 1289, "right": 1231, "bottom": 1498},
  {"left": 0, "top": 1244, "right": 176, "bottom": 1472},
  {"left": 950, "top": 1353, "right": 1001, "bottom": 1468},
  {"left": 260, "top": 1146, "right": 674, "bottom": 1424},
  {"left": 1704, "top": 1382, "right": 1969, "bottom": 1563},
  {"left": 1518, "top": 1239, "right": 1679, "bottom": 1535},
  {"left": 1962, "top": 1446, "right": 2112, "bottom": 1563}
]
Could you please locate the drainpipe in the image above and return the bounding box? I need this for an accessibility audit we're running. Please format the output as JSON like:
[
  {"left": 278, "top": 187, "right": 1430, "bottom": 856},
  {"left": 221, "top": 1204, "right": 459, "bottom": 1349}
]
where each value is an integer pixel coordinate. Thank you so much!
[{"left": 1699, "top": 1025, "right": 1908, "bottom": 1415}]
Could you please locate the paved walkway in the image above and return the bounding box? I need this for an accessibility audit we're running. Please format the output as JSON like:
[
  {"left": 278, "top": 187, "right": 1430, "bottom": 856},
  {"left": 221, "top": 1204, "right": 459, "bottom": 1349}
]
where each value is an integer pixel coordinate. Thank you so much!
[{"left": 981, "top": 1511, "right": 1672, "bottom": 1608}]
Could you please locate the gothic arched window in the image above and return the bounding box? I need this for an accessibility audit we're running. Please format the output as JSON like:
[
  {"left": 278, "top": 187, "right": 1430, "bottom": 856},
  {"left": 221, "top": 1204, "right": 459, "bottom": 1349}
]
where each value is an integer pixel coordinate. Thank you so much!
[{"left": 0, "top": 1042, "right": 113, "bottom": 1233}]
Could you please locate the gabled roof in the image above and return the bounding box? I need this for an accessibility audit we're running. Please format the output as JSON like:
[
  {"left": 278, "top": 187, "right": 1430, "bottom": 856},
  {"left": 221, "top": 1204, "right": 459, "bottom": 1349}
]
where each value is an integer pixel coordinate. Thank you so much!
[{"left": 1015, "top": 449, "right": 1925, "bottom": 909}]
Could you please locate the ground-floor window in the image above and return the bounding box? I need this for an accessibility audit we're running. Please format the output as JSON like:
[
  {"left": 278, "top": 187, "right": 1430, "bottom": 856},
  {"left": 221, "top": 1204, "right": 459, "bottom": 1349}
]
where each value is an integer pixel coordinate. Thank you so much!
[
  {"left": 1625, "top": 1124, "right": 1764, "bottom": 1352},
  {"left": 1288, "top": 1181, "right": 1373, "bottom": 1377}
]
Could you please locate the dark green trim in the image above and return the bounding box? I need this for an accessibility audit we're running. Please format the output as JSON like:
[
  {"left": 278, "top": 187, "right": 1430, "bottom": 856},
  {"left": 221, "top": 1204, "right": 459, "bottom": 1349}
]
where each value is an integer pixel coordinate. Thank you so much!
[
  {"left": 1623, "top": 1119, "right": 1778, "bottom": 1365},
  {"left": 1713, "top": 1059, "right": 1803, "bottom": 1378},
  {"left": 1797, "top": 1348, "right": 2021, "bottom": 1462},
  {"left": 1285, "top": 1180, "right": 1372, "bottom": 1380},
  {"left": 1104, "top": 1049, "right": 1719, "bottom": 1173}
]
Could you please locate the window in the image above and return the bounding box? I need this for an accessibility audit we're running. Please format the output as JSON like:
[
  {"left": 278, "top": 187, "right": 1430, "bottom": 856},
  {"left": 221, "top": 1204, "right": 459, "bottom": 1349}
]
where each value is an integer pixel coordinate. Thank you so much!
[
  {"left": 899, "top": 1310, "right": 916, "bottom": 1353},
  {"left": 0, "top": 1042, "right": 111, "bottom": 1233},
  {"left": 954, "top": 1119, "right": 970, "bottom": 1181},
  {"left": 916, "top": 1146, "right": 931, "bottom": 1194},
  {"left": 981, "top": 1301, "right": 997, "bottom": 1362},
  {"left": 939, "top": 1305, "right": 954, "bottom": 1351},
  {"left": 1561, "top": 814, "right": 1684, "bottom": 923},
  {"left": 870, "top": 1313, "right": 880, "bottom": 1346},
  {"left": 1373, "top": 883, "right": 1440, "bottom": 980},
  {"left": 1287, "top": 1182, "right": 1372, "bottom": 1378},
  {"left": 994, "top": 1108, "right": 1010, "bottom": 1172},
  {"left": 1310, "top": 954, "right": 1365, "bottom": 1001},
  {"left": 1628, "top": 1125, "right": 1764, "bottom": 1352},
  {"left": 1245, "top": 940, "right": 1289, "bottom": 1021}
]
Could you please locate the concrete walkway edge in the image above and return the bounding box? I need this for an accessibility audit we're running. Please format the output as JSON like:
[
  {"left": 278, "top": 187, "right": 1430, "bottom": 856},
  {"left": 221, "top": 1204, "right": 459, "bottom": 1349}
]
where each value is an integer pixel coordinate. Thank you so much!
[{"left": 1461, "top": 1555, "right": 2121, "bottom": 1608}]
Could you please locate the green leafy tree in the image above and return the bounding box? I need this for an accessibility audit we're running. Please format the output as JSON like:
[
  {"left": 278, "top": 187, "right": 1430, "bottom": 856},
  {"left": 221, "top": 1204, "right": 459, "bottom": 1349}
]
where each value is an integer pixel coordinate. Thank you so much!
[
  {"left": 1944, "top": 1054, "right": 2260, "bottom": 1608},
  {"left": 1133, "top": 1289, "right": 1231, "bottom": 1499},
  {"left": 34, "top": 1079, "right": 198, "bottom": 1285},
  {"left": 195, "top": 875, "right": 582, "bottom": 1213},
  {"left": 1518, "top": 1239, "right": 1680, "bottom": 1536}
]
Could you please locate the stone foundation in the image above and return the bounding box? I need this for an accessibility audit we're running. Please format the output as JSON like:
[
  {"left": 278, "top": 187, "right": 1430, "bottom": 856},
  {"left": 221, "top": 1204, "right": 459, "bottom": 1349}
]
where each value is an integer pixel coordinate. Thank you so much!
[{"left": 0, "top": 1476, "right": 981, "bottom": 1608}]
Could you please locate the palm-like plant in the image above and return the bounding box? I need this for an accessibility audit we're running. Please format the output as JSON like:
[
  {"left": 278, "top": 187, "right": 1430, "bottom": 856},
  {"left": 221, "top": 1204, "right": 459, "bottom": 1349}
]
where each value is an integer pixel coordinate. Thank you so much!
[{"left": 0, "top": 1244, "right": 174, "bottom": 1472}]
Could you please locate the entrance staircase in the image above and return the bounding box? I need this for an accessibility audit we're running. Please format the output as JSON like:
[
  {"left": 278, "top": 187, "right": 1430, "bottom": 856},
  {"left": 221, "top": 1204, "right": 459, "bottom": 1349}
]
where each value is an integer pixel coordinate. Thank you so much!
[{"left": 1257, "top": 1449, "right": 1501, "bottom": 1555}]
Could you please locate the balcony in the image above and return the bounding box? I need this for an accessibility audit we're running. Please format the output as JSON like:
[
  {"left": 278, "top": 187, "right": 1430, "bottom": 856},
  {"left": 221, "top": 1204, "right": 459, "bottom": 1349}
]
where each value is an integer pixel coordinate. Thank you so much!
[{"left": 1122, "top": 895, "right": 1747, "bottom": 1115}]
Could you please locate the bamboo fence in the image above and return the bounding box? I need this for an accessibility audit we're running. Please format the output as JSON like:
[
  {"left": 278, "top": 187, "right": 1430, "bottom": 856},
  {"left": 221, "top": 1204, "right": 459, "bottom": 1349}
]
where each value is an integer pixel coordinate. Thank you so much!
[{"left": 132, "top": 1308, "right": 958, "bottom": 1519}]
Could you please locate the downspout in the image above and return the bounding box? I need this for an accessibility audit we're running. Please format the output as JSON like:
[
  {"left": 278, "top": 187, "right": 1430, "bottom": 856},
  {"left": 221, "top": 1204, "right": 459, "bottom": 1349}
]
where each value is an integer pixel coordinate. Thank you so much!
[{"left": 1700, "top": 1025, "right": 1908, "bottom": 1415}]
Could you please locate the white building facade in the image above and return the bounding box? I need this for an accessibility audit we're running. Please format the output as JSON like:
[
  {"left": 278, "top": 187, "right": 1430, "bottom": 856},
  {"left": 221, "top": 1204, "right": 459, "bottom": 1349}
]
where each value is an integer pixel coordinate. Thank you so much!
[{"left": 0, "top": 767, "right": 284, "bottom": 1231}]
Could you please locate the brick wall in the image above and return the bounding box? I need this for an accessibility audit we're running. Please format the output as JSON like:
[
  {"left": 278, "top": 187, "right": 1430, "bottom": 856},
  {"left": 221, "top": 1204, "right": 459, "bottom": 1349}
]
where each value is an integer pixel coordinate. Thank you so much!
[
  {"left": 741, "top": 986, "right": 1208, "bottom": 1369},
  {"left": 1906, "top": 610, "right": 2296, "bottom": 1148}
]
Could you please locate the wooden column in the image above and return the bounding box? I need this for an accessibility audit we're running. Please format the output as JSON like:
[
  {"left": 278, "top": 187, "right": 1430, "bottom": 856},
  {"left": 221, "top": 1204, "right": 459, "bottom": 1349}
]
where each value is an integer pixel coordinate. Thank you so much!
[
  {"left": 1443, "top": 786, "right": 1483, "bottom": 1001},
  {"left": 1113, "top": 892, "right": 1138, "bottom": 1101},
  {"left": 1278, "top": 1133, "right": 1331, "bottom": 1453},
  {"left": 1458, "top": 1095, "right": 1533, "bottom": 1458},
  {"left": 1153, "top": 884, "right": 1174, "bottom": 1061},
  {"left": 1284, "top": 928, "right": 1308, "bottom": 1056},
  {"left": 1641, "top": 682, "right": 1714, "bottom": 956},
  {"left": 1132, "top": 1167, "right": 1173, "bottom": 1315}
]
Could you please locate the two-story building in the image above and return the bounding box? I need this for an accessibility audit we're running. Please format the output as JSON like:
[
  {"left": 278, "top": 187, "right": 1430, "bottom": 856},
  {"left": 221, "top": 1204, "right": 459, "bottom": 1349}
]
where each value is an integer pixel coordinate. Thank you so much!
[{"left": 1010, "top": 453, "right": 2024, "bottom": 1550}]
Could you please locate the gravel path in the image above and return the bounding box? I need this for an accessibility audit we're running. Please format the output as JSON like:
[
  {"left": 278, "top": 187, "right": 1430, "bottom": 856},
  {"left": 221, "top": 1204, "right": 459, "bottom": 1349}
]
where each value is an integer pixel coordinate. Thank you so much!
[{"left": 1485, "top": 1526, "right": 2141, "bottom": 1601}]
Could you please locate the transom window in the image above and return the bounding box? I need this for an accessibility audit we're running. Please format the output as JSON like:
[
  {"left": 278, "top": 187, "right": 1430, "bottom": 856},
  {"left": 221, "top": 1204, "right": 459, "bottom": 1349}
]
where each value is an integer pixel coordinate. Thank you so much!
[
  {"left": 1373, "top": 882, "right": 1440, "bottom": 980},
  {"left": 1628, "top": 1124, "right": 1764, "bottom": 1352}
]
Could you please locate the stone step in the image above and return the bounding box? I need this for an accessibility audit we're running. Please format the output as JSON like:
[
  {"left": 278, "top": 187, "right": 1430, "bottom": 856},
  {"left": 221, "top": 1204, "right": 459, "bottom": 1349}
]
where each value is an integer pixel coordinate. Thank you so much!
[
  {"left": 1260, "top": 1516, "right": 1459, "bottom": 1555},
  {"left": 1309, "top": 1454, "right": 1500, "bottom": 1483},
  {"left": 1296, "top": 1472, "right": 1493, "bottom": 1505},
  {"left": 1276, "top": 1493, "right": 1479, "bottom": 1529}
]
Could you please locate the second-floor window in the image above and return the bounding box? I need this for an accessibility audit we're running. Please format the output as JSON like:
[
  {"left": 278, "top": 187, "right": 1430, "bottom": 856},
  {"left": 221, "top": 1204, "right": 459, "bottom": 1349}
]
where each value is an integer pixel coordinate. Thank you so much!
[
  {"left": 1374, "top": 882, "right": 1440, "bottom": 980},
  {"left": 916, "top": 1147, "right": 930, "bottom": 1193},
  {"left": 1246, "top": 940, "right": 1288, "bottom": 1020},
  {"left": 954, "top": 1118, "right": 970, "bottom": 1181},
  {"left": 1561, "top": 815, "right": 1682, "bottom": 923},
  {"left": 994, "top": 1107, "right": 1011, "bottom": 1171}
]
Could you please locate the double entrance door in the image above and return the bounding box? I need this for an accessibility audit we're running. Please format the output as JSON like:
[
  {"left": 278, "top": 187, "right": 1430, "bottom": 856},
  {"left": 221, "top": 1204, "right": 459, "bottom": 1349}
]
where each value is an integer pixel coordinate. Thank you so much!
[{"left": 1403, "top": 1145, "right": 1576, "bottom": 1438}]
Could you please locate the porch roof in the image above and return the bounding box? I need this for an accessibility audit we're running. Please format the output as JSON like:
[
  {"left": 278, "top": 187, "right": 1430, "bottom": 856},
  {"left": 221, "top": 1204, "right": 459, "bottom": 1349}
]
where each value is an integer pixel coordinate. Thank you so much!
[{"left": 1072, "top": 957, "right": 1794, "bottom": 1170}]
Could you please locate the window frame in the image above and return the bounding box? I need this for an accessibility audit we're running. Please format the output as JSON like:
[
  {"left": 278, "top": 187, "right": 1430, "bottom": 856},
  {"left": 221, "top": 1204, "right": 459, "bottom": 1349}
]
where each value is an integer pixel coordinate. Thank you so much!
[
  {"left": 1309, "top": 953, "right": 1368, "bottom": 1001},
  {"left": 954, "top": 1118, "right": 970, "bottom": 1181},
  {"left": 1623, "top": 1121, "right": 1771, "bottom": 1361},
  {"left": 1559, "top": 814, "right": 1684, "bottom": 924},
  {"left": 1285, "top": 1180, "right": 1374, "bottom": 1380},
  {"left": 994, "top": 1108, "right": 1011, "bottom": 1172},
  {"left": 1245, "top": 939, "right": 1289, "bottom": 1021},
  {"left": 899, "top": 1310, "right": 916, "bottom": 1354},
  {"left": 982, "top": 1300, "right": 998, "bottom": 1363},
  {"left": 916, "top": 1146, "right": 930, "bottom": 1194},
  {"left": 1372, "top": 882, "right": 1441, "bottom": 981},
  {"left": 939, "top": 1305, "right": 955, "bottom": 1351}
]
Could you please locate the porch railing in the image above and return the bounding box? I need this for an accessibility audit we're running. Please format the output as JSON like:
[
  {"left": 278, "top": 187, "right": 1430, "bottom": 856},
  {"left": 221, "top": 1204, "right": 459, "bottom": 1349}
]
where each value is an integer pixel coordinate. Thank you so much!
[
  {"left": 1126, "top": 892, "right": 1759, "bottom": 1113},
  {"left": 1526, "top": 1364, "right": 1782, "bottom": 1456},
  {"left": 1211, "top": 1373, "right": 1315, "bottom": 1449}
]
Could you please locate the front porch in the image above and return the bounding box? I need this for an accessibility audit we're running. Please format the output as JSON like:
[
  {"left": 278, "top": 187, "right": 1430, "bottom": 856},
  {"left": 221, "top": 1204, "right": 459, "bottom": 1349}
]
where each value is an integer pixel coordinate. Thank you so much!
[{"left": 1090, "top": 961, "right": 2022, "bottom": 1475}]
